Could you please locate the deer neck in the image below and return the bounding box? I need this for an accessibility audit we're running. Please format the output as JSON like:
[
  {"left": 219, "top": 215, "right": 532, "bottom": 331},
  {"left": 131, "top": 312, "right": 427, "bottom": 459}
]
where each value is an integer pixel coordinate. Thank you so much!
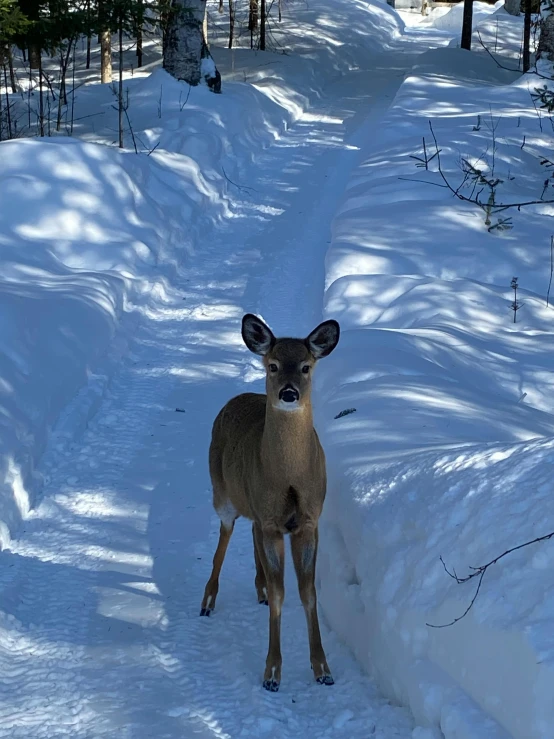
[{"left": 261, "top": 401, "right": 316, "bottom": 479}]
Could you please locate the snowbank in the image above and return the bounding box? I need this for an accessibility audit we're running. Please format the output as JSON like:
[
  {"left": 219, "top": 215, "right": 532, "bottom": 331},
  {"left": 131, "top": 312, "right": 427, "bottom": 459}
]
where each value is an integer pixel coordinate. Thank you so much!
[
  {"left": 0, "top": 0, "right": 426, "bottom": 549},
  {"left": 426, "top": 0, "right": 503, "bottom": 33},
  {"left": 316, "top": 33, "right": 554, "bottom": 739},
  {"left": 0, "top": 64, "right": 307, "bottom": 547},
  {"left": 0, "top": 137, "right": 140, "bottom": 547}
]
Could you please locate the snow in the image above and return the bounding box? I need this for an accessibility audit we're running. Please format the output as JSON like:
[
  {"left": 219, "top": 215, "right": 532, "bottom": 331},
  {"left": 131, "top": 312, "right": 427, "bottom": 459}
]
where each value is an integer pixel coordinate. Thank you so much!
[
  {"left": 315, "top": 6, "right": 554, "bottom": 739},
  {"left": 0, "top": 0, "right": 552, "bottom": 736},
  {"left": 424, "top": 1, "right": 504, "bottom": 34}
]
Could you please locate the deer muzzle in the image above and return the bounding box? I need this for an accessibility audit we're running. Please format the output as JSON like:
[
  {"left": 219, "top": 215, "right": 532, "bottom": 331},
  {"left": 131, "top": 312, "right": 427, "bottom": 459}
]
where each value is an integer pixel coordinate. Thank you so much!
[{"left": 279, "top": 385, "right": 300, "bottom": 403}]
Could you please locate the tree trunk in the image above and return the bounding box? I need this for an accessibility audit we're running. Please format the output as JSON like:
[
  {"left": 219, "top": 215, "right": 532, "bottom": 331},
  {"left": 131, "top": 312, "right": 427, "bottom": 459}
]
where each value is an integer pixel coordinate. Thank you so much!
[
  {"left": 460, "top": 0, "right": 473, "bottom": 50},
  {"left": 100, "top": 29, "right": 112, "bottom": 83},
  {"left": 539, "top": 2, "right": 554, "bottom": 61},
  {"left": 57, "top": 39, "right": 74, "bottom": 131},
  {"left": 136, "top": 28, "right": 143, "bottom": 66},
  {"left": 0, "top": 65, "right": 3, "bottom": 142},
  {"left": 119, "top": 24, "right": 124, "bottom": 148},
  {"left": 86, "top": 0, "right": 92, "bottom": 69},
  {"left": 228, "top": 0, "right": 235, "bottom": 48},
  {"left": 249, "top": 0, "right": 258, "bottom": 47},
  {"left": 523, "top": 0, "right": 532, "bottom": 71},
  {"left": 136, "top": 0, "right": 143, "bottom": 67},
  {"left": 38, "top": 52, "right": 44, "bottom": 136},
  {"left": 163, "top": 0, "right": 221, "bottom": 91},
  {"left": 4, "top": 65, "right": 12, "bottom": 138},
  {"left": 8, "top": 48, "right": 16, "bottom": 92},
  {"left": 260, "top": 0, "right": 265, "bottom": 50},
  {"left": 504, "top": 0, "right": 520, "bottom": 15},
  {"left": 70, "top": 41, "right": 76, "bottom": 134},
  {"left": 29, "top": 44, "right": 41, "bottom": 69}
]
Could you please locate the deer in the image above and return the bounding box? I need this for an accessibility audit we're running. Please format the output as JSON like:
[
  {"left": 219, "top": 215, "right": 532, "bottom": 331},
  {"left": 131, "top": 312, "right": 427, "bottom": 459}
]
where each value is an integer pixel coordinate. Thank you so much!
[{"left": 200, "top": 313, "right": 340, "bottom": 692}]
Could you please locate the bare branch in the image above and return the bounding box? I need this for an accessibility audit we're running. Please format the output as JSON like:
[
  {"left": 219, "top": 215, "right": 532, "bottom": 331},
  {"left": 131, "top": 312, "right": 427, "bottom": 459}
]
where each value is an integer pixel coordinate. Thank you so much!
[
  {"left": 428, "top": 121, "right": 554, "bottom": 210},
  {"left": 222, "top": 166, "right": 257, "bottom": 193},
  {"left": 427, "top": 530, "right": 554, "bottom": 628}
]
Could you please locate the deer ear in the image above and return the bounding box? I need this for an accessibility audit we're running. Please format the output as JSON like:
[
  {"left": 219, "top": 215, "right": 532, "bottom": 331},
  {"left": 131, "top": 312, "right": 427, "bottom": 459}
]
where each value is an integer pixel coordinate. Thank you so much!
[
  {"left": 242, "top": 314, "right": 276, "bottom": 356},
  {"left": 306, "top": 320, "right": 340, "bottom": 359}
]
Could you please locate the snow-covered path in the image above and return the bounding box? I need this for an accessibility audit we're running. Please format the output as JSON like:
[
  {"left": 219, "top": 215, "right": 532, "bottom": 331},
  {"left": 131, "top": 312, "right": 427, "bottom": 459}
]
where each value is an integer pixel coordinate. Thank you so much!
[{"left": 0, "top": 46, "right": 436, "bottom": 738}]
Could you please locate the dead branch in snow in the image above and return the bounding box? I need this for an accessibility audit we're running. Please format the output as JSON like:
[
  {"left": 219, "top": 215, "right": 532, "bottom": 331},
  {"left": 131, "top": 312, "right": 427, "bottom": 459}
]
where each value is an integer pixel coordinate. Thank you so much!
[{"left": 427, "top": 529, "right": 554, "bottom": 628}]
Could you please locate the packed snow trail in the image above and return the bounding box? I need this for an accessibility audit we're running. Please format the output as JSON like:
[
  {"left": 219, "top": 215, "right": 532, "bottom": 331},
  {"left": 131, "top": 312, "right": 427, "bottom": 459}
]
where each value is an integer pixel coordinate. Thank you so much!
[{"left": 0, "top": 47, "right": 437, "bottom": 737}]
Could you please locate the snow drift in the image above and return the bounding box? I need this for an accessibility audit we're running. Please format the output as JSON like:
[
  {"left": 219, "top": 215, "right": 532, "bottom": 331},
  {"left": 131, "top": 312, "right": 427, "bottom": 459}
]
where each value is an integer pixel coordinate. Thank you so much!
[
  {"left": 0, "top": 66, "right": 305, "bottom": 548},
  {"left": 316, "top": 21, "right": 554, "bottom": 739},
  {"left": 0, "top": 0, "right": 424, "bottom": 549}
]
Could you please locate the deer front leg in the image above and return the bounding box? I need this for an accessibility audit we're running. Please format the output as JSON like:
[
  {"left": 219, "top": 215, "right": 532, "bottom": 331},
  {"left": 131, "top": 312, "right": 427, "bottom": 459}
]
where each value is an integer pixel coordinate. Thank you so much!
[
  {"left": 252, "top": 523, "right": 268, "bottom": 605},
  {"left": 254, "top": 522, "right": 285, "bottom": 691},
  {"left": 290, "top": 525, "right": 333, "bottom": 685},
  {"left": 200, "top": 521, "right": 234, "bottom": 616}
]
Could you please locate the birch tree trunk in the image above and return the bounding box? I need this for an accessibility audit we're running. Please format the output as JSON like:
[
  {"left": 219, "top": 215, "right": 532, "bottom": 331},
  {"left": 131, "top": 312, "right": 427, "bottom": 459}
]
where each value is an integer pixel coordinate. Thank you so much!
[
  {"left": 100, "top": 30, "right": 112, "bottom": 83},
  {"left": 163, "top": 0, "right": 221, "bottom": 91}
]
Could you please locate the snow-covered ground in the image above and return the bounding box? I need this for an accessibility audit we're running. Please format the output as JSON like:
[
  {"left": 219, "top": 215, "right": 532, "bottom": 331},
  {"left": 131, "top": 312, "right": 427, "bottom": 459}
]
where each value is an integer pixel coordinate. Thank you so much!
[
  {"left": 0, "top": 0, "right": 552, "bottom": 736},
  {"left": 314, "top": 5, "right": 554, "bottom": 739}
]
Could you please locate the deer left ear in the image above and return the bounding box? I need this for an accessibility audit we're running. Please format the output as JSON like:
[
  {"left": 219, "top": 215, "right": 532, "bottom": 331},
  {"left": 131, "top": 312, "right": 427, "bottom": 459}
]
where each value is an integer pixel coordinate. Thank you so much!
[{"left": 306, "top": 320, "right": 340, "bottom": 359}]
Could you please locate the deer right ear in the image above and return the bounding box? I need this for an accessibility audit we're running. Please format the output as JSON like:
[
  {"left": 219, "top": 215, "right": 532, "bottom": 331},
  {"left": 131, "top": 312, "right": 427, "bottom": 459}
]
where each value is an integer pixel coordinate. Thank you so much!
[{"left": 242, "top": 314, "right": 276, "bottom": 356}]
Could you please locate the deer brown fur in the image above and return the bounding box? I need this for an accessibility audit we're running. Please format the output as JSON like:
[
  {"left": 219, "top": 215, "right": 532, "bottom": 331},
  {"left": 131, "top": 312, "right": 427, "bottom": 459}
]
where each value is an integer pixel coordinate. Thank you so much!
[{"left": 200, "top": 313, "right": 340, "bottom": 692}]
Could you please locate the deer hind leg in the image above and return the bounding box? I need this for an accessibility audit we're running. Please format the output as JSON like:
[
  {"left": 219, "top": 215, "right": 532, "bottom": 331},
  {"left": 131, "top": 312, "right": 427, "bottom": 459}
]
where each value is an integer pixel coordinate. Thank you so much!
[
  {"left": 253, "top": 522, "right": 285, "bottom": 691},
  {"left": 290, "top": 525, "right": 333, "bottom": 685},
  {"left": 200, "top": 517, "right": 235, "bottom": 617},
  {"left": 253, "top": 523, "right": 268, "bottom": 605}
]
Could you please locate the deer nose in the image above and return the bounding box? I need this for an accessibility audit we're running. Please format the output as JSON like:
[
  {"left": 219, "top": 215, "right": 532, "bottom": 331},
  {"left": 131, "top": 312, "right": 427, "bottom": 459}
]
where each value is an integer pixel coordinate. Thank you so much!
[{"left": 279, "top": 385, "right": 299, "bottom": 403}]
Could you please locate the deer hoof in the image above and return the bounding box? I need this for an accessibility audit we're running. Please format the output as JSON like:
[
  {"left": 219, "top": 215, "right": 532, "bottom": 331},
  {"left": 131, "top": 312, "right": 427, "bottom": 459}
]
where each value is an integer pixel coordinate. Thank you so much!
[
  {"left": 258, "top": 599, "right": 269, "bottom": 606},
  {"left": 263, "top": 679, "right": 280, "bottom": 692},
  {"left": 316, "top": 674, "right": 334, "bottom": 686},
  {"left": 199, "top": 608, "right": 212, "bottom": 617}
]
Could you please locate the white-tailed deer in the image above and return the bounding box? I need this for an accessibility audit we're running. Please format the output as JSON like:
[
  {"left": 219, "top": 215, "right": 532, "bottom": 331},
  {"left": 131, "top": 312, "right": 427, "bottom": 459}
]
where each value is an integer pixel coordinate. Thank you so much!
[{"left": 200, "top": 313, "right": 340, "bottom": 692}]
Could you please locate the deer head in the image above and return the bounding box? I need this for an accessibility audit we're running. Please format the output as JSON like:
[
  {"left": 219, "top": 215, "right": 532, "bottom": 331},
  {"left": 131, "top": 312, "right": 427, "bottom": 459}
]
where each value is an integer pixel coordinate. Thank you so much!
[{"left": 241, "top": 314, "right": 340, "bottom": 412}]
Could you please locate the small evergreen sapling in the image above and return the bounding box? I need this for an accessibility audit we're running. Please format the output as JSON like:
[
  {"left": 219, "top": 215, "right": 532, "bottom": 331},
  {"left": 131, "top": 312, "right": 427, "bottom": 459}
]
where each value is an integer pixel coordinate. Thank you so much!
[{"left": 511, "top": 276, "right": 523, "bottom": 322}]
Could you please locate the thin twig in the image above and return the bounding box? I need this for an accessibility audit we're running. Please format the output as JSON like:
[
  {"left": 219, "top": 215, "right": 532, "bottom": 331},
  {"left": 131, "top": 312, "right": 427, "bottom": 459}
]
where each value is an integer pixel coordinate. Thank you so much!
[
  {"left": 476, "top": 31, "right": 521, "bottom": 72},
  {"left": 222, "top": 166, "right": 257, "bottom": 193},
  {"left": 426, "top": 569, "right": 487, "bottom": 629},
  {"left": 429, "top": 121, "right": 554, "bottom": 210},
  {"left": 398, "top": 176, "right": 448, "bottom": 188},
  {"left": 179, "top": 85, "right": 192, "bottom": 111},
  {"left": 546, "top": 236, "right": 554, "bottom": 308},
  {"left": 427, "top": 530, "right": 554, "bottom": 628}
]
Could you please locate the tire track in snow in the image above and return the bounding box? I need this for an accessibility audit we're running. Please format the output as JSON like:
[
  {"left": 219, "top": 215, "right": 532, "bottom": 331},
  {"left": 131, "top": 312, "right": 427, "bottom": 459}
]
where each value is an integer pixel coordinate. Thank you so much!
[{"left": 0, "top": 54, "right": 421, "bottom": 738}]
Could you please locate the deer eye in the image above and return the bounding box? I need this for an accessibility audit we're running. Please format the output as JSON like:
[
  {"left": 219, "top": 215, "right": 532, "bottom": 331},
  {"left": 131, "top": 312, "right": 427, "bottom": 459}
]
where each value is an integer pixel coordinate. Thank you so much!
[
  {"left": 269, "top": 363, "right": 278, "bottom": 373},
  {"left": 302, "top": 365, "right": 310, "bottom": 374}
]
